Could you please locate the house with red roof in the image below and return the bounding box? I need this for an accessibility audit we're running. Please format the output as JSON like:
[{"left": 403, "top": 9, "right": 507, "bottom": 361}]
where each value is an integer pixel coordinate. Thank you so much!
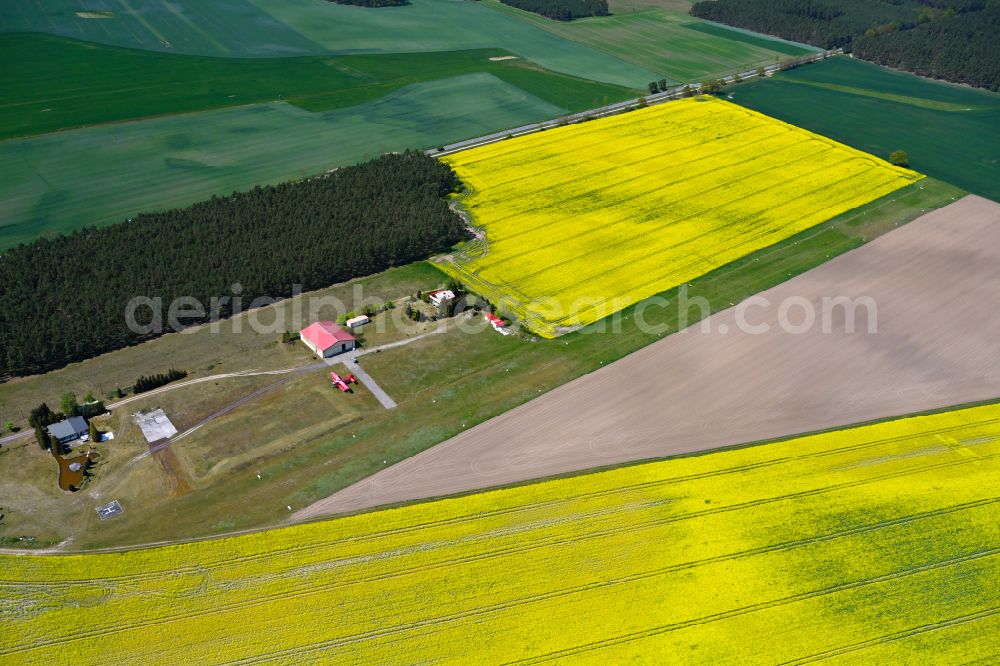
[
  {"left": 427, "top": 289, "right": 456, "bottom": 307},
  {"left": 299, "top": 321, "right": 356, "bottom": 358}
]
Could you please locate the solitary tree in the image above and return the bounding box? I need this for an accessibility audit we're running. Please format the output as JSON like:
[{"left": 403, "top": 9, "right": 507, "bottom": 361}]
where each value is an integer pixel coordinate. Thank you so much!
[
  {"left": 701, "top": 79, "right": 723, "bottom": 95},
  {"left": 60, "top": 392, "right": 78, "bottom": 417},
  {"left": 657, "top": 79, "right": 668, "bottom": 92},
  {"left": 28, "top": 403, "right": 55, "bottom": 429},
  {"left": 647, "top": 81, "right": 659, "bottom": 94},
  {"left": 88, "top": 420, "right": 100, "bottom": 443},
  {"left": 889, "top": 150, "right": 910, "bottom": 167},
  {"left": 5, "top": 421, "right": 14, "bottom": 433}
]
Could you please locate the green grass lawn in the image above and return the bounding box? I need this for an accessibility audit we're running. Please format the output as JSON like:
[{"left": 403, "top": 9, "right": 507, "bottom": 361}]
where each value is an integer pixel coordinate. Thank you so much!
[
  {"left": 729, "top": 56, "right": 1000, "bottom": 202},
  {"left": 0, "top": 73, "right": 575, "bottom": 251},
  {"left": 1, "top": 178, "right": 962, "bottom": 549},
  {"left": 1, "top": 33, "right": 636, "bottom": 140},
  {"left": 0, "top": 0, "right": 657, "bottom": 87},
  {"left": 479, "top": 0, "right": 815, "bottom": 83}
]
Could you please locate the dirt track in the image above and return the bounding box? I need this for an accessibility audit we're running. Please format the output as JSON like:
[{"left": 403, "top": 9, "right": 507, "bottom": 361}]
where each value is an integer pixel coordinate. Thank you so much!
[{"left": 295, "top": 195, "right": 1000, "bottom": 521}]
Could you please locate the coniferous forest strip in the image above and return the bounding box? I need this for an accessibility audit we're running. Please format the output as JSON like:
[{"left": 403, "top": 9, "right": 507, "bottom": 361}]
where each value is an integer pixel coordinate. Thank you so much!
[
  {"left": 0, "top": 152, "right": 465, "bottom": 379},
  {"left": 327, "top": 0, "right": 409, "bottom": 7},
  {"left": 499, "top": 0, "right": 609, "bottom": 21},
  {"left": 690, "top": 0, "right": 1000, "bottom": 91},
  {"left": 853, "top": 7, "right": 1000, "bottom": 91}
]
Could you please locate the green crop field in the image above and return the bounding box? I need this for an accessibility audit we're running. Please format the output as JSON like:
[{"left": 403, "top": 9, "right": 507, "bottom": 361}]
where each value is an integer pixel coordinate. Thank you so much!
[
  {"left": 251, "top": 0, "right": 658, "bottom": 87},
  {"left": 730, "top": 56, "right": 1000, "bottom": 202},
  {"left": 609, "top": 0, "right": 693, "bottom": 12},
  {"left": 0, "top": 0, "right": 656, "bottom": 87},
  {"left": 683, "top": 21, "right": 817, "bottom": 57},
  {"left": 3, "top": 33, "right": 635, "bottom": 140},
  {"left": 479, "top": 1, "right": 816, "bottom": 83},
  {"left": 0, "top": 74, "right": 566, "bottom": 251},
  {"left": 0, "top": 0, "right": 324, "bottom": 56}
]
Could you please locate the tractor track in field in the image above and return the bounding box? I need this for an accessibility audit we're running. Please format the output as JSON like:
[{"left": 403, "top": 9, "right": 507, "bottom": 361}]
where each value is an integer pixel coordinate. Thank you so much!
[{"left": 7, "top": 416, "right": 996, "bottom": 583}]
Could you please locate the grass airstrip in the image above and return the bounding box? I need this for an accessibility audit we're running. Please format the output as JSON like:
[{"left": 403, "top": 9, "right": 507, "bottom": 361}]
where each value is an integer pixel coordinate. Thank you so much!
[
  {"left": 0, "top": 177, "right": 961, "bottom": 549},
  {"left": 440, "top": 96, "right": 921, "bottom": 337},
  {"left": 3, "top": 402, "right": 999, "bottom": 662}
]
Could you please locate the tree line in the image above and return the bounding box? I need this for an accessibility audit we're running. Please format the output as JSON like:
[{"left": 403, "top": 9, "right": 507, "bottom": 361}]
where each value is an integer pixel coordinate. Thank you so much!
[
  {"left": 328, "top": 0, "right": 409, "bottom": 6},
  {"left": 690, "top": 0, "right": 1000, "bottom": 90},
  {"left": 853, "top": 6, "right": 1000, "bottom": 91},
  {"left": 500, "top": 0, "right": 609, "bottom": 21},
  {"left": 133, "top": 369, "right": 188, "bottom": 394},
  {"left": 0, "top": 152, "right": 466, "bottom": 378}
]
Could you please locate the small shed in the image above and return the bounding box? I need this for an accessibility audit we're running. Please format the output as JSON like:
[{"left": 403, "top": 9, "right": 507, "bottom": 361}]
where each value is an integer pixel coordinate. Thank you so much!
[
  {"left": 300, "top": 321, "right": 356, "bottom": 358},
  {"left": 46, "top": 416, "right": 89, "bottom": 444},
  {"left": 346, "top": 315, "right": 370, "bottom": 329}
]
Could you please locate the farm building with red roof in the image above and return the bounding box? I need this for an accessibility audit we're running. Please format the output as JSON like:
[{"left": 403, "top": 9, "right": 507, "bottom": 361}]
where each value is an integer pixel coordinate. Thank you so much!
[{"left": 299, "top": 321, "right": 356, "bottom": 358}]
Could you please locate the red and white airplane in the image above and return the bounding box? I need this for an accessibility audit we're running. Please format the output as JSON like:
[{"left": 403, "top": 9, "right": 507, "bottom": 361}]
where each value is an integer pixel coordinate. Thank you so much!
[{"left": 330, "top": 371, "right": 352, "bottom": 392}]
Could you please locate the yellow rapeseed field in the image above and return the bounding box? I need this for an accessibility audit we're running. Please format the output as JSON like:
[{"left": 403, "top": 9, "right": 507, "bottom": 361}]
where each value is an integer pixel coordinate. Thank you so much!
[
  {"left": 3, "top": 404, "right": 1000, "bottom": 663},
  {"left": 439, "top": 97, "right": 922, "bottom": 337}
]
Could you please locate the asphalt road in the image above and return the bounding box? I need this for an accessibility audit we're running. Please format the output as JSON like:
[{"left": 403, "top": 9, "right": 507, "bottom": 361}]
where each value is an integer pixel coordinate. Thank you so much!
[{"left": 429, "top": 50, "right": 840, "bottom": 159}]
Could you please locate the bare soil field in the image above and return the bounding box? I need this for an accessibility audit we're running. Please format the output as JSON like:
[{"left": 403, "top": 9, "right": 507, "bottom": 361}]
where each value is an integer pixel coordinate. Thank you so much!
[{"left": 296, "top": 195, "right": 1000, "bottom": 519}]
